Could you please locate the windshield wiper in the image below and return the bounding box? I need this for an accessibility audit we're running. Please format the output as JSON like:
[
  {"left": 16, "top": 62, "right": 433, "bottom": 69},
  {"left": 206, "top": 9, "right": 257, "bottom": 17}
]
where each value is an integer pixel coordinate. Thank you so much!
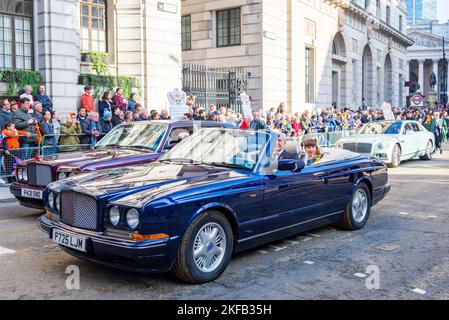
[
  {"left": 203, "top": 162, "right": 251, "bottom": 170},
  {"left": 159, "top": 158, "right": 202, "bottom": 165}
]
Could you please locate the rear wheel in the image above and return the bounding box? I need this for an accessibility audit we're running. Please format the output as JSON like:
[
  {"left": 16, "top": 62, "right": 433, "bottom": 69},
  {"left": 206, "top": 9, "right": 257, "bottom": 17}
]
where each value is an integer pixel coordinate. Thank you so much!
[
  {"left": 388, "top": 144, "right": 401, "bottom": 168},
  {"left": 338, "top": 183, "right": 371, "bottom": 230},
  {"left": 419, "top": 140, "right": 433, "bottom": 161},
  {"left": 172, "top": 210, "right": 234, "bottom": 284}
]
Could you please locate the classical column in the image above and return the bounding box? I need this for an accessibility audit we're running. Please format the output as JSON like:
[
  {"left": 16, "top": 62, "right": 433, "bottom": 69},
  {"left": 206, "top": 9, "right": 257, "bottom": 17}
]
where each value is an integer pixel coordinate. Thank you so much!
[
  {"left": 418, "top": 59, "right": 425, "bottom": 93},
  {"left": 433, "top": 59, "right": 439, "bottom": 95}
]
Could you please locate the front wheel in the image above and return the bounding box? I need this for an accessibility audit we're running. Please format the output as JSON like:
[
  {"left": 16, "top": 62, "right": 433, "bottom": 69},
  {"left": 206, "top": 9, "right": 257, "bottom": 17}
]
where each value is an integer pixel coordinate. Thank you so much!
[
  {"left": 172, "top": 210, "right": 234, "bottom": 284},
  {"left": 337, "top": 183, "right": 371, "bottom": 230},
  {"left": 419, "top": 140, "right": 433, "bottom": 161},
  {"left": 388, "top": 144, "right": 401, "bottom": 168}
]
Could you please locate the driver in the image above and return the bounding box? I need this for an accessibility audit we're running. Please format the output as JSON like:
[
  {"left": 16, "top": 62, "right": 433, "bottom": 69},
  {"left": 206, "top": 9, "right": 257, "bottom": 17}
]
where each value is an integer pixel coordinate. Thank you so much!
[
  {"left": 301, "top": 139, "right": 321, "bottom": 165},
  {"left": 272, "top": 132, "right": 299, "bottom": 161}
]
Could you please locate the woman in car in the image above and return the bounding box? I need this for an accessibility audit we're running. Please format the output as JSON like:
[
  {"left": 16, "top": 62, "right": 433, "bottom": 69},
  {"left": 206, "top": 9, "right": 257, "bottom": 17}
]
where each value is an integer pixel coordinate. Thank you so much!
[{"left": 301, "top": 139, "right": 322, "bottom": 165}]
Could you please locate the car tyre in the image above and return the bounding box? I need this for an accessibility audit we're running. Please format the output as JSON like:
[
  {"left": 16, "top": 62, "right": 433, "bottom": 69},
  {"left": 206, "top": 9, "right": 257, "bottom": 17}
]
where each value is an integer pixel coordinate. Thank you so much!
[
  {"left": 337, "top": 183, "right": 371, "bottom": 231},
  {"left": 388, "top": 144, "right": 401, "bottom": 168},
  {"left": 172, "top": 210, "right": 234, "bottom": 284},
  {"left": 419, "top": 140, "right": 433, "bottom": 161}
]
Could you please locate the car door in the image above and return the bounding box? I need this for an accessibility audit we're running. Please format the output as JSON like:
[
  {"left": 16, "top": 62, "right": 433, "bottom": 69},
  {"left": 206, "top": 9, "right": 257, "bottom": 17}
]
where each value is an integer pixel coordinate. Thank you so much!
[
  {"left": 261, "top": 166, "right": 326, "bottom": 232},
  {"left": 399, "top": 122, "right": 417, "bottom": 157},
  {"left": 411, "top": 122, "right": 429, "bottom": 152}
]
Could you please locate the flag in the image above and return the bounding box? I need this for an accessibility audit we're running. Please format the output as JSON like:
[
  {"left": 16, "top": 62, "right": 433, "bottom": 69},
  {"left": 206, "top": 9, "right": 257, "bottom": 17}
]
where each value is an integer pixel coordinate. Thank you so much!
[{"left": 11, "top": 156, "right": 21, "bottom": 176}]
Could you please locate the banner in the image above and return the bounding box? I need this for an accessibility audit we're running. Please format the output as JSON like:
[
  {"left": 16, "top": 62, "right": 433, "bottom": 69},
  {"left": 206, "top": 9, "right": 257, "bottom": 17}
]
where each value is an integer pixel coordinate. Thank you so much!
[
  {"left": 240, "top": 92, "right": 253, "bottom": 121},
  {"left": 167, "top": 89, "right": 188, "bottom": 121},
  {"left": 381, "top": 102, "right": 395, "bottom": 121}
]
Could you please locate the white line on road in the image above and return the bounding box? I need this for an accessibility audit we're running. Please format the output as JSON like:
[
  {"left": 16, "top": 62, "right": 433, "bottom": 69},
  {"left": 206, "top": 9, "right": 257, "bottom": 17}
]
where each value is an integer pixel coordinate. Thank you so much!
[
  {"left": 305, "top": 233, "right": 321, "bottom": 238},
  {"left": 303, "top": 261, "right": 315, "bottom": 265},
  {"left": 0, "top": 246, "right": 16, "bottom": 257},
  {"left": 354, "top": 273, "right": 368, "bottom": 278},
  {"left": 297, "top": 236, "right": 312, "bottom": 242},
  {"left": 399, "top": 212, "right": 409, "bottom": 216},
  {"left": 427, "top": 215, "right": 437, "bottom": 219},
  {"left": 412, "top": 288, "right": 426, "bottom": 295},
  {"left": 269, "top": 245, "right": 287, "bottom": 252},
  {"left": 286, "top": 240, "right": 299, "bottom": 245}
]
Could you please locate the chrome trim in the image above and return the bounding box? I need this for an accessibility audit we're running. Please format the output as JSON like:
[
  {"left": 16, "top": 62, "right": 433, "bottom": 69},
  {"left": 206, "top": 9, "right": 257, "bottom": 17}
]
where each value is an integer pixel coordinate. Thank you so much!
[{"left": 238, "top": 211, "right": 343, "bottom": 243}]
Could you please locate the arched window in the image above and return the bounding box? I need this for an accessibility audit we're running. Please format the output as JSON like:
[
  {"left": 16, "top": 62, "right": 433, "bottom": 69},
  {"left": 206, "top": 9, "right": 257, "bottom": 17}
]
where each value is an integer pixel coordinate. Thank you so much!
[
  {"left": 80, "top": 0, "right": 107, "bottom": 53},
  {"left": 332, "top": 40, "right": 337, "bottom": 55}
]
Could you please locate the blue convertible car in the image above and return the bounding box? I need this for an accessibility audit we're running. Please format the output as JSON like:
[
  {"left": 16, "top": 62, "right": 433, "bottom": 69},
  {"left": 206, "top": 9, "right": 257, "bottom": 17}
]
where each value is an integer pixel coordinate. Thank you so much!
[{"left": 38, "top": 128, "right": 391, "bottom": 283}]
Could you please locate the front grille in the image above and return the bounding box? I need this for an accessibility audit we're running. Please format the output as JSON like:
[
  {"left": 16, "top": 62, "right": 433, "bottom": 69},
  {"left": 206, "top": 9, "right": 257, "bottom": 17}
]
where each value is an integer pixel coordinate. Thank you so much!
[
  {"left": 27, "top": 164, "right": 52, "bottom": 186},
  {"left": 342, "top": 143, "right": 373, "bottom": 154},
  {"left": 61, "top": 192, "right": 98, "bottom": 230}
]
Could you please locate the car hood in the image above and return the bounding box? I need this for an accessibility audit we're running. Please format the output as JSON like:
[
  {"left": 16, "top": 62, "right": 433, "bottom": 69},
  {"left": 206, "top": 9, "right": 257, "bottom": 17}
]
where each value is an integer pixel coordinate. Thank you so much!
[
  {"left": 29, "top": 148, "right": 154, "bottom": 171},
  {"left": 49, "top": 162, "right": 250, "bottom": 208},
  {"left": 337, "top": 134, "right": 398, "bottom": 144}
]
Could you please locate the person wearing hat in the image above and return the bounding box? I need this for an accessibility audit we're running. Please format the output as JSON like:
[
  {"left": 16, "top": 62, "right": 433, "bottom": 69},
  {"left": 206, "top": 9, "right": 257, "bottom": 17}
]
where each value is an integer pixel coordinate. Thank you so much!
[
  {"left": 301, "top": 139, "right": 321, "bottom": 165},
  {"left": 100, "top": 110, "right": 113, "bottom": 135}
]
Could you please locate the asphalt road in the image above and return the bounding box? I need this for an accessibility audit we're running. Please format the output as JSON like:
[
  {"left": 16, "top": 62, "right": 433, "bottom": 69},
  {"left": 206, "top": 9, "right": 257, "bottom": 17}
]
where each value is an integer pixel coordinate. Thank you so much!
[{"left": 1, "top": 148, "right": 448, "bottom": 300}]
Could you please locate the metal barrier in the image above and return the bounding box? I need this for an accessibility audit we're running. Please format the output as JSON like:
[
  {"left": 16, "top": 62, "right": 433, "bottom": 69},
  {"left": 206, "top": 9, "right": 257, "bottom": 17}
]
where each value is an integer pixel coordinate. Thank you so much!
[{"left": 287, "top": 130, "right": 357, "bottom": 147}]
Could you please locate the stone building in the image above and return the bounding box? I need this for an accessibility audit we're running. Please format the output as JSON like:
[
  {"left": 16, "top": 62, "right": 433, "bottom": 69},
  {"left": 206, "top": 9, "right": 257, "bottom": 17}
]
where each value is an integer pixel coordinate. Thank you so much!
[
  {"left": 0, "top": 0, "right": 182, "bottom": 115},
  {"left": 181, "top": 0, "right": 413, "bottom": 112}
]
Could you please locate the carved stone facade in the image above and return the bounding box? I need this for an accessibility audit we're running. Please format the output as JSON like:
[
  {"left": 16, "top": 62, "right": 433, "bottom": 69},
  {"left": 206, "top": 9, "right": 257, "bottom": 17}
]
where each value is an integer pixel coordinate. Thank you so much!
[{"left": 181, "top": 0, "right": 413, "bottom": 111}]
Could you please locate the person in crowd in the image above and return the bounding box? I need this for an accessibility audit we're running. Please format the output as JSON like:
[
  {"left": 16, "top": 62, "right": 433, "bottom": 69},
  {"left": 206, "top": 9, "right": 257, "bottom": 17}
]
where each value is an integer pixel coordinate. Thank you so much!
[
  {"left": 10, "top": 101, "right": 19, "bottom": 114},
  {"left": 100, "top": 111, "right": 113, "bottom": 135},
  {"left": 0, "top": 99, "right": 12, "bottom": 130},
  {"left": 2, "top": 121, "right": 32, "bottom": 150},
  {"left": 12, "top": 97, "right": 38, "bottom": 160},
  {"left": 89, "top": 112, "right": 101, "bottom": 146},
  {"left": 112, "top": 88, "right": 128, "bottom": 112},
  {"left": 59, "top": 113, "right": 82, "bottom": 152},
  {"left": 160, "top": 109, "right": 170, "bottom": 120},
  {"left": 78, "top": 106, "right": 93, "bottom": 148},
  {"left": 249, "top": 111, "right": 267, "bottom": 131},
  {"left": 127, "top": 92, "right": 139, "bottom": 112},
  {"left": 99, "top": 91, "right": 113, "bottom": 117},
  {"left": 149, "top": 110, "right": 160, "bottom": 120},
  {"left": 431, "top": 112, "right": 448, "bottom": 155},
  {"left": 19, "top": 85, "right": 34, "bottom": 105},
  {"left": 132, "top": 110, "right": 143, "bottom": 122},
  {"left": 81, "top": 85, "right": 95, "bottom": 113},
  {"left": 124, "top": 111, "right": 133, "bottom": 123},
  {"left": 32, "top": 102, "right": 43, "bottom": 123},
  {"left": 34, "top": 84, "right": 53, "bottom": 113},
  {"left": 111, "top": 107, "right": 124, "bottom": 127},
  {"left": 51, "top": 111, "right": 61, "bottom": 145},
  {"left": 39, "top": 110, "right": 56, "bottom": 155}
]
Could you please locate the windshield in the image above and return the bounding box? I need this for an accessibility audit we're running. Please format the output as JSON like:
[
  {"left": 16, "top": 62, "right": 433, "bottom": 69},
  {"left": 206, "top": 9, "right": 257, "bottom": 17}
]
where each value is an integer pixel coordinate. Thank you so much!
[
  {"left": 160, "top": 129, "right": 270, "bottom": 170},
  {"left": 95, "top": 123, "right": 167, "bottom": 151},
  {"left": 359, "top": 121, "right": 400, "bottom": 135}
]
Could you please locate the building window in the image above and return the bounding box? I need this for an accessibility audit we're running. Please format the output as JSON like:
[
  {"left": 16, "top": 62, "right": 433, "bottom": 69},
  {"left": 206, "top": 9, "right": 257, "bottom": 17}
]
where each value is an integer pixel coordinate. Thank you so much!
[
  {"left": 399, "top": 15, "right": 403, "bottom": 32},
  {"left": 0, "top": 0, "right": 33, "bottom": 70},
  {"left": 376, "top": 0, "right": 381, "bottom": 17},
  {"left": 365, "top": 0, "right": 370, "bottom": 10},
  {"left": 80, "top": 0, "right": 107, "bottom": 53},
  {"left": 182, "top": 15, "right": 191, "bottom": 51},
  {"left": 386, "top": 5, "right": 391, "bottom": 25},
  {"left": 216, "top": 8, "right": 241, "bottom": 47},
  {"left": 305, "top": 47, "right": 315, "bottom": 103}
]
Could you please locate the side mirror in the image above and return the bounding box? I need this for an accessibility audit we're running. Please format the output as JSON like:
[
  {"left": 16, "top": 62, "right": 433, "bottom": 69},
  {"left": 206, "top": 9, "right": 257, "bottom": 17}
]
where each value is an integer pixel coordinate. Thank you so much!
[{"left": 278, "top": 160, "right": 305, "bottom": 172}]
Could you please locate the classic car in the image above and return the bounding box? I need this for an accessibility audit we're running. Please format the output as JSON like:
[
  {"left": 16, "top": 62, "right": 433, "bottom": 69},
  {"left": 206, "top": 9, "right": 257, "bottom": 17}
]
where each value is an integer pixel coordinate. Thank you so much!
[
  {"left": 38, "top": 128, "right": 391, "bottom": 284},
  {"left": 335, "top": 120, "right": 435, "bottom": 167},
  {"left": 11, "top": 120, "right": 230, "bottom": 209}
]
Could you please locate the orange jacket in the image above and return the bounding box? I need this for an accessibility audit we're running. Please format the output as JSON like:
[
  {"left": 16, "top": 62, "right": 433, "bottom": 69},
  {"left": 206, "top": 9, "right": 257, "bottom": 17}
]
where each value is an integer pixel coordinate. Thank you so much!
[
  {"left": 81, "top": 93, "right": 95, "bottom": 113},
  {"left": 1, "top": 128, "right": 29, "bottom": 149}
]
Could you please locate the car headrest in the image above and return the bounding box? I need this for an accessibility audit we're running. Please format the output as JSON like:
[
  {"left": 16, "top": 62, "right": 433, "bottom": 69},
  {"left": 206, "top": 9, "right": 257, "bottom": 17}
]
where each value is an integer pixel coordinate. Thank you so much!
[{"left": 285, "top": 141, "right": 301, "bottom": 154}]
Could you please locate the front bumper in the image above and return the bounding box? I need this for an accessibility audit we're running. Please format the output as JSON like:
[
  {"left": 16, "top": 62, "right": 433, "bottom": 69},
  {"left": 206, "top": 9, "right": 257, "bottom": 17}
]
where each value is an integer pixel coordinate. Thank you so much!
[
  {"left": 38, "top": 215, "right": 175, "bottom": 273},
  {"left": 10, "top": 182, "right": 45, "bottom": 209}
]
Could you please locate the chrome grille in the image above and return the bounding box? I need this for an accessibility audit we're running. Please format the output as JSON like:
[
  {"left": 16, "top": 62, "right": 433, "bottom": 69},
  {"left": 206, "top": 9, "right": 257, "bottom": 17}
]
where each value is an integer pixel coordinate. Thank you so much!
[
  {"left": 342, "top": 143, "right": 373, "bottom": 154},
  {"left": 61, "top": 192, "right": 98, "bottom": 230},
  {"left": 27, "top": 164, "right": 52, "bottom": 186}
]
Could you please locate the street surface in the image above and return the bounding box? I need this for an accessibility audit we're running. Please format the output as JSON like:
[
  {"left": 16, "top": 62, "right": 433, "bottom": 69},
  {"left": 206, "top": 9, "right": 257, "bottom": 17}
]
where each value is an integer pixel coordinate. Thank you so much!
[{"left": 0, "top": 147, "right": 448, "bottom": 300}]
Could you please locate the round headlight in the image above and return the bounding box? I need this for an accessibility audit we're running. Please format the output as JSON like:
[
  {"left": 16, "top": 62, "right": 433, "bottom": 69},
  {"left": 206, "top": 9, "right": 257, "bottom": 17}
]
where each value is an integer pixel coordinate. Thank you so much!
[
  {"left": 68, "top": 172, "right": 76, "bottom": 178},
  {"left": 48, "top": 192, "right": 54, "bottom": 208},
  {"left": 109, "top": 206, "right": 120, "bottom": 226},
  {"left": 57, "top": 172, "right": 67, "bottom": 180},
  {"left": 54, "top": 193, "right": 60, "bottom": 211},
  {"left": 18, "top": 169, "right": 23, "bottom": 180},
  {"left": 126, "top": 209, "right": 140, "bottom": 230},
  {"left": 22, "top": 169, "right": 28, "bottom": 181}
]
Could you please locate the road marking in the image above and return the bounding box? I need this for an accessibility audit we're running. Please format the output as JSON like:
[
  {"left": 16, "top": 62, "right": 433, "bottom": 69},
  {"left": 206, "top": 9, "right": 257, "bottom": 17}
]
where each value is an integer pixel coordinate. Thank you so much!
[
  {"left": 286, "top": 240, "right": 299, "bottom": 245},
  {"left": 305, "top": 233, "right": 321, "bottom": 238},
  {"left": 354, "top": 273, "right": 368, "bottom": 278},
  {"left": 257, "top": 250, "right": 268, "bottom": 254},
  {"left": 428, "top": 215, "right": 437, "bottom": 219},
  {"left": 0, "top": 246, "right": 15, "bottom": 257},
  {"left": 399, "top": 212, "right": 409, "bottom": 216},
  {"left": 269, "top": 245, "right": 287, "bottom": 252},
  {"left": 304, "top": 260, "right": 315, "bottom": 265},
  {"left": 297, "top": 236, "right": 312, "bottom": 242},
  {"left": 412, "top": 288, "right": 426, "bottom": 295},
  {"left": 326, "top": 227, "right": 337, "bottom": 232}
]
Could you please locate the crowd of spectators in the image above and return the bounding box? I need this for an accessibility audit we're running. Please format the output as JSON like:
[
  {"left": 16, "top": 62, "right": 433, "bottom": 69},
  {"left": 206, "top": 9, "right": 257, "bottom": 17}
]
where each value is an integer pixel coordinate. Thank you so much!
[{"left": 1, "top": 83, "right": 449, "bottom": 180}]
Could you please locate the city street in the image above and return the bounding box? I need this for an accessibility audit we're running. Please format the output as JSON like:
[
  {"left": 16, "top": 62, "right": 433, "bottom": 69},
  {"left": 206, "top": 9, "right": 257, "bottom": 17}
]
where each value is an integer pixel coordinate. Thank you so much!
[{"left": 0, "top": 146, "right": 448, "bottom": 300}]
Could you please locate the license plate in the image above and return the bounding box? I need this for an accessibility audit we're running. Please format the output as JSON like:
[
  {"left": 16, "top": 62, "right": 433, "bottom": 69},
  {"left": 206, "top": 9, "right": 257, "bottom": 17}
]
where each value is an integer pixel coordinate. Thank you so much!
[
  {"left": 21, "top": 188, "right": 43, "bottom": 199},
  {"left": 52, "top": 229, "right": 87, "bottom": 252}
]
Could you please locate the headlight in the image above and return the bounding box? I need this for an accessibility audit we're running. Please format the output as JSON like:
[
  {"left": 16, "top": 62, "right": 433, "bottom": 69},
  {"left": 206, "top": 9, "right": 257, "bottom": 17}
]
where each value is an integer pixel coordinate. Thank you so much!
[
  {"left": 68, "top": 172, "right": 76, "bottom": 178},
  {"left": 54, "top": 193, "right": 60, "bottom": 211},
  {"left": 22, "top": 169, "right": 28, "bottom": 181},
  {"left": 57, "top": 172, "right": 67, "bottom": 180},
  {"left": 126, "top": 209, "right": 140, "bottom": 230},
  {"left": 376, "top": 143, "right": 385, "bottom": 150},
  {"left": 18, "top": 169, "right": 23, "bottom": 180},
  {"left": 48, "top": 192, "right": 54, "bottom": 208},
  {"left": 109, "top": 206, "right": 120, "bottom": 226}
]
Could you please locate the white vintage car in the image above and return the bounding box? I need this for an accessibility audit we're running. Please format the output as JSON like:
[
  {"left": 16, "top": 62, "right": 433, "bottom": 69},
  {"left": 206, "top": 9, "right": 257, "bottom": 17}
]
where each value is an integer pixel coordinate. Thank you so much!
[{"left": 335, "top": 120, "right": 435, "bottom": 167}]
